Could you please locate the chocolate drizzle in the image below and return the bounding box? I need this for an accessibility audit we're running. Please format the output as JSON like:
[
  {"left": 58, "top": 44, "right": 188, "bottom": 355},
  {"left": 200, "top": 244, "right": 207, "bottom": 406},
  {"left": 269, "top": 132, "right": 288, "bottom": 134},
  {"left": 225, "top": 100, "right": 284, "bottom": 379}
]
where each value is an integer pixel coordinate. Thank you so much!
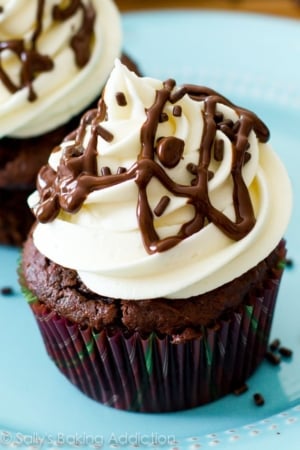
[
  {"left": 0, "top": 0, "right": 95, "bottom": 101},
  {"left": 52, "top": 0, "right": 95, "bottom": 68},
  {"left": 35, "top": 79, "right": 270, "bottom": 254}
]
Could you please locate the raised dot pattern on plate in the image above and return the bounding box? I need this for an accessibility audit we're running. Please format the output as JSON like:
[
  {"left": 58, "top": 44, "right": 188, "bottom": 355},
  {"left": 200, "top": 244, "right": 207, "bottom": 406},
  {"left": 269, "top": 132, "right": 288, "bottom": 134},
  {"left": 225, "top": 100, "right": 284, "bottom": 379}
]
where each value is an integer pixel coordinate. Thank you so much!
[{"left": 0, "top": 404, "right": 299, "bottom": 449}]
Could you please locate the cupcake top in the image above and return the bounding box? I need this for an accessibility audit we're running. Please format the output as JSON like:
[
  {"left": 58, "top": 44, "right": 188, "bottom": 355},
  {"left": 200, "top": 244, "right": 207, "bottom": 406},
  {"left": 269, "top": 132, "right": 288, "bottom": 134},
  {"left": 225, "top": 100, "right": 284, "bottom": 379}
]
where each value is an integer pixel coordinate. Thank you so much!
[
  {"left": 0, "top": 0, "right": 122, "bottom": 138},
  {"left": 29, "top": 60, "right": 292, "bottom": 300}
]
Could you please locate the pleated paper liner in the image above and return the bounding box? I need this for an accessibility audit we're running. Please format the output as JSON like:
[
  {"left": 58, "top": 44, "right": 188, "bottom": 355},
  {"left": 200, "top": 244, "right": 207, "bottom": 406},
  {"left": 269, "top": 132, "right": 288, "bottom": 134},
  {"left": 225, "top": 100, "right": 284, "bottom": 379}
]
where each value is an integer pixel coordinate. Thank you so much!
[{"left": 24, "top": 261, "right": 284, "bottom": 413}]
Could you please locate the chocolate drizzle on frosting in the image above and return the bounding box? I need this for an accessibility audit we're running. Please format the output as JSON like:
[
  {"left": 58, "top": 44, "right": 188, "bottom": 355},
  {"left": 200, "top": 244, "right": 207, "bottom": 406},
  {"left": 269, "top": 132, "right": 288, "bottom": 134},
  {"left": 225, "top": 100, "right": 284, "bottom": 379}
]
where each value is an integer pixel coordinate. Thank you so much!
[
  {"left": 35, "top": 78, "right": 270, "bottom": 254},
  {"left": 0, "top": 0, "right": 95, "bottom": 101}
]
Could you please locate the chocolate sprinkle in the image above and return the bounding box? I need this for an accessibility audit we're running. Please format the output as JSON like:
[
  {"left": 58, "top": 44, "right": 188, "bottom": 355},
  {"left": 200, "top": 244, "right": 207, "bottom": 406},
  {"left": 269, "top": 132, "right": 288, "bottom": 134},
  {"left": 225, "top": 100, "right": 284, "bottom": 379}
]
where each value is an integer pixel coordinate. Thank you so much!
[
  {"left": 253, "top": 393, "right": 265, "bottom": 406},
  {"left": 208, "top": 170, "right": 214, "bottom": 181},
  {"left": 154, "top": 195, "right": 170, "bottom": 217},
  {"left": 218, "top": 123, "right": 235, "bottom": 141},
  {"left": 219, "top": 119, "right": 234, "bottom": 128},
  {"left": 186, "top": 162, "right": 198, "bottom": 175},
  {"left": 279, "top": 347, "right": 293, "bottom": 358},
  {"left": 214, "top": 111, "right": 223, "bottom": 123},
  {"left": 116, "top": 92, "right": 127, "bottom": 106},
  {"left": 244, "top": 152, "right": 252, "bottom": 165},
  {"left": 214, "top": 139, "right": 224, "bottom": 162},
  {"left": 100, "top": 166, "right": 111, "bottom": 176},
  {"left": 270, "top": 338, "right": 281, "bottom": 352},
  {"left": 97, "top": 125, "right": 114, "bottom": 142},
  {"left": 159, "top": 112, "right": 169, "bottom": 123},
  {"left": 156, "top": 136, "right": 184, "bottom": 168},
  {"left": 173, "top": 105, "right": 182, "bottom": 117},
  {"left": 1, "top": 286, "right": 14, "bottom": 296},
  {"left": 265, "top": 351, "right": 281, "bottom": 366}
]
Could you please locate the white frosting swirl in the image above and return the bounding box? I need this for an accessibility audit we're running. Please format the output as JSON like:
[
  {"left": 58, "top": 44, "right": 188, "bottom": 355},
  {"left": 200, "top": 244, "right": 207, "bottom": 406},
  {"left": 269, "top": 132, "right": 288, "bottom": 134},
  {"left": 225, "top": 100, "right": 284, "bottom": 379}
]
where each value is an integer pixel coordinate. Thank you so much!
[
  {"left": 0, "top": 0, "right": 122, "bottom": 138},
  {"left": 30, "top": 61, "right": 292, "bottom": 299}
]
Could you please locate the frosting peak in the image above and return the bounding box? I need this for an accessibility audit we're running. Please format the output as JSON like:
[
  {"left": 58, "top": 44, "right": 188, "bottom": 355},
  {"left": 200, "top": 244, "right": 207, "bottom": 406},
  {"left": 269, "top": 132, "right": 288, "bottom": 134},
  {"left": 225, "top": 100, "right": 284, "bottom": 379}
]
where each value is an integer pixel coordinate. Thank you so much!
[{"left": 30, "top": 61, "right": 292, "bottom": 299}]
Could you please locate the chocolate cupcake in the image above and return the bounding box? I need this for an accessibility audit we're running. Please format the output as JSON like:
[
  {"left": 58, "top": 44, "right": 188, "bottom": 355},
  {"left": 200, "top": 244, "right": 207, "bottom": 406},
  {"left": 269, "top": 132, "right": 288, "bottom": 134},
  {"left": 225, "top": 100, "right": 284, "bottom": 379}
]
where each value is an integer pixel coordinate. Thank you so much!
[
  {"left": 20, "top": 61, "right": 292, "bottom": 412},
  {"left": 0, "top": 0, "right": 125, "bottom": 245}
]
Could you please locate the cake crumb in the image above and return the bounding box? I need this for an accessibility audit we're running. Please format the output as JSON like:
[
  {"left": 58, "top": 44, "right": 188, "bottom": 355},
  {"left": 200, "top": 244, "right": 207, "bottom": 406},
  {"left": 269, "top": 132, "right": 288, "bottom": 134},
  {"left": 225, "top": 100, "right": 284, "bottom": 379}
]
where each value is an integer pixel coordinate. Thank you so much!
[
  {"left": 253, "top": 393, "right": 265, "bottom": 406},
  {"left": 233, "top": 383, "right": 249, "bottom": 396},
  {"left": 1, "top": 286, "right": 14, "bottom": 296}
]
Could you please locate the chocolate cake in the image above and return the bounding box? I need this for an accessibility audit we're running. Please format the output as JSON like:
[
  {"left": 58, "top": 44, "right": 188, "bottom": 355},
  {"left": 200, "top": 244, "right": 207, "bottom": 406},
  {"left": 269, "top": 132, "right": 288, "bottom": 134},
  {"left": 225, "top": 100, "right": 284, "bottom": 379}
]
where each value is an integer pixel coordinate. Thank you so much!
[{"left": 22, "top": 233, "right": 285, "bottom": 339}]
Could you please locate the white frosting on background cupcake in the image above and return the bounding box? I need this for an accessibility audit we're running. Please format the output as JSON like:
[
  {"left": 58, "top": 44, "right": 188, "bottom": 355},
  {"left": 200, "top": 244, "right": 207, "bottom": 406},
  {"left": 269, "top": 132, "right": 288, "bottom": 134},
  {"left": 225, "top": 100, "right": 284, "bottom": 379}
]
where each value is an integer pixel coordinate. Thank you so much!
[{"left": 0, "top": 0, "right": 122, "bottom": 138}]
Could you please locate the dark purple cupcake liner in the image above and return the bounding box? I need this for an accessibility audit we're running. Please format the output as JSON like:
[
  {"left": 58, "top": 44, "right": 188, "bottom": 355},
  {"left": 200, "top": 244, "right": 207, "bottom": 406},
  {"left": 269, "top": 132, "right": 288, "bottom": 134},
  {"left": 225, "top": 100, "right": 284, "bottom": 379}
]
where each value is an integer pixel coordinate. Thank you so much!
[{"left": 28, "top": 261, "right": 284, "bottom": 412}]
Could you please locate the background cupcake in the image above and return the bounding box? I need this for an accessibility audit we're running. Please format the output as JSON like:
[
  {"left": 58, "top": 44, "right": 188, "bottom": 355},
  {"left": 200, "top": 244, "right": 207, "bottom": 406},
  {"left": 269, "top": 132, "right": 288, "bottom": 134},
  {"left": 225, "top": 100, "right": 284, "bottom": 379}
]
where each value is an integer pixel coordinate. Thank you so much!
[
  {"left": 20, "top": 61, "right": 292, "bottom": 412},
  {"left": 0, "top": 0, "right": 123, "bottom": 245}
]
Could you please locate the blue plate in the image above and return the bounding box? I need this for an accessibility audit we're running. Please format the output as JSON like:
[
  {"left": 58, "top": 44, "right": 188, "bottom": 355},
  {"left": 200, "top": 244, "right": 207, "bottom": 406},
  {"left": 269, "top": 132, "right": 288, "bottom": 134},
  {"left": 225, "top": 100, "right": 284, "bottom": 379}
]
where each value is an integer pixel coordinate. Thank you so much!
[{"left": 1, "top": 10, "right": 300, "bottom": 450}]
